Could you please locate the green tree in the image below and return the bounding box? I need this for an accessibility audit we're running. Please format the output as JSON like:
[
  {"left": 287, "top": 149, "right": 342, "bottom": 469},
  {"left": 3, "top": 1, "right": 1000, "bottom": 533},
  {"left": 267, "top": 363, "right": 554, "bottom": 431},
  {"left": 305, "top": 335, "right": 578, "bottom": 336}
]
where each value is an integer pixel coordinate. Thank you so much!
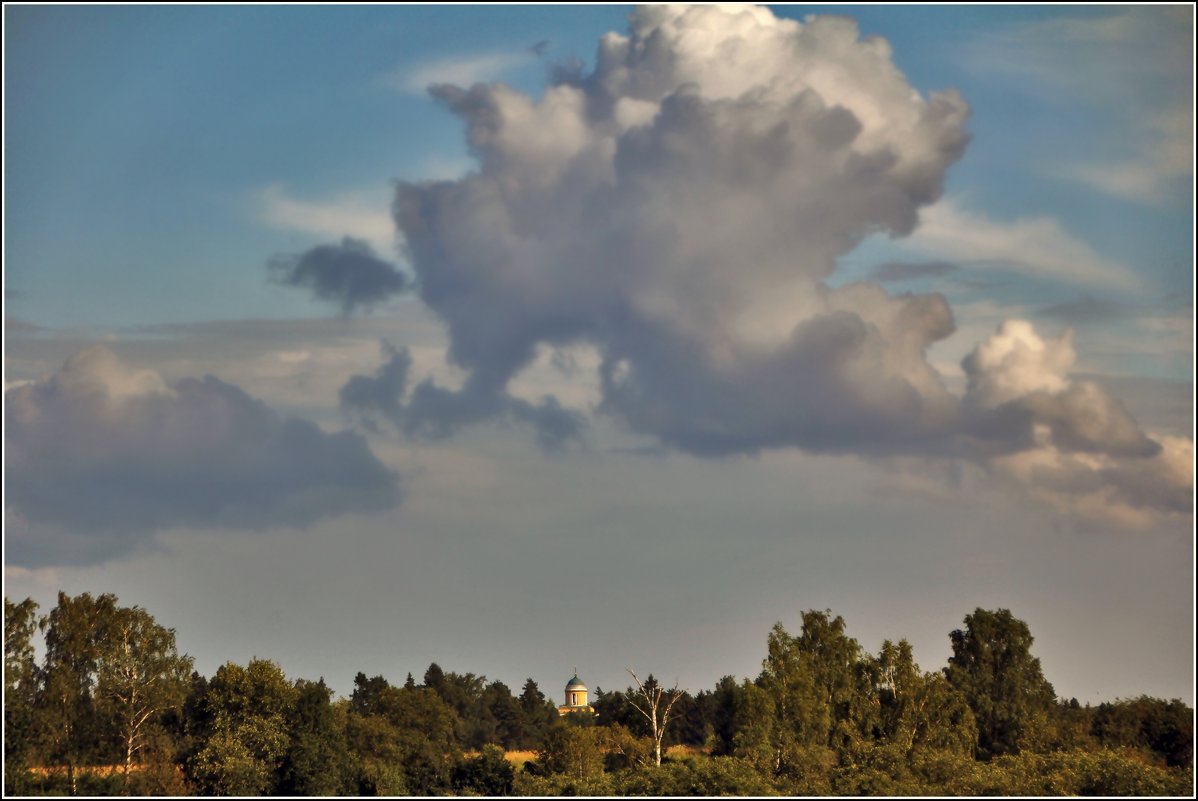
[
  {"left": 731, "top": 679, "right": 781, "bottom": 775},
  {"left": 672, "top": 687, "right": 714, "bottom": 747},
  {"left": 944, "top": 608, "right": 1057, "bottom": 759},
  {"left": 4, "top": 597, "right": 41, "bottom": 795},
  {"left": 344, "top": 710, "right": 409, "bottom": 795},
  {"left": 453, "top": 743, "right": 515, "bottom": 795},
  {"left": 348, "top": 672, "right": 390, "bottom": 717},
  {"left": 94, "top": 604, "right": 193, "bottom": 792},
  {"left": 389, "top": 685, "right": 461, "bottom": 793},
  {"left": 422, "top": 662, "right": 446, "bottom": 694},
  {"left": 36, "top": 591, "right": 119, "bottom": 795},
  {"left": 422, "top": 662, "right": 491, "bottom": 747},
  {"left": 757, "top": 612, "right": 871, "bottom": 757},
  {"left": 614, "top": 753, "right": 779, "bottom": 796},
  {"left": 601, "top": 722, "right": 654, "bottom": 770},
  {"left": 518, "top": 678, "right": 557, "bottom": 750},
  {"left": 279, "top": 678, "right": 355, "bottom": 795},
  {"left": 186, "top": 659, "right": 296, "bottom": 795},
  {"left": 1091, "top": 695, "right": 1193, "bottom": 768},
  {"left": 538, "top": 720, "right": 608, "bottom": 783},
  {"left": 483, "top": 680, "right": 526, "bottom": 749},
  {"left": 708, "top": 675, "right": 743, "bottom": 756},
  {"left": 345, "top": 676, "right": 461, "bottom": 795},
  {"left": 591, "top": 687, "right": 646, "bottom": 736},
  {"left": 792, "top": 611, "right": 872, "bottom": 750},
  {"left": 1048, "top": 697, "right": 1095, "bottom": 752},
  {"left": 872, "top": 639, "right": 976, "bottom": 756}
]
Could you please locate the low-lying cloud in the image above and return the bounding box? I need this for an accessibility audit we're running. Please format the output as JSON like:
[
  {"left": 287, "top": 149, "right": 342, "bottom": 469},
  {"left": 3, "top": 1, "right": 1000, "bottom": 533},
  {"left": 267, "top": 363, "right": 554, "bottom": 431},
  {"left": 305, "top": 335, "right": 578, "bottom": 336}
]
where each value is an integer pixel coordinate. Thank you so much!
[{"left": 5, "top": 345, "right": 401, "bottom": 567}]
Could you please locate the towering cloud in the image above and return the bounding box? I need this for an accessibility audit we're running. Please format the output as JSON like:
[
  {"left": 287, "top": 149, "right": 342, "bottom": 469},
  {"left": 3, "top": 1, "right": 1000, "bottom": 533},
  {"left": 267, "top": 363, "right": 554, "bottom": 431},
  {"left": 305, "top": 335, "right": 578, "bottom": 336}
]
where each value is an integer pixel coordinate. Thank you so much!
[
  {"left": 344, "top": 5, "right": 970, "bottom": 453},
  {"left": 330, "top": 4, "right": 1188, "bottom": 527},
  {"left": 5, "top": 346, "right": 401, "bottom": 567}
]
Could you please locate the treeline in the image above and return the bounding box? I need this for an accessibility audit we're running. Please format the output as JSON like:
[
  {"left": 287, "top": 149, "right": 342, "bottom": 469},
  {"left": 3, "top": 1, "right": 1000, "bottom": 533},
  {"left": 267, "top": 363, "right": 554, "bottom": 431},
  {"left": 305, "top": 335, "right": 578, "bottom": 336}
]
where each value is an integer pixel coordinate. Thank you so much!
[{"left": 3, "top": 594, "right": 1193, "bottom": 796}]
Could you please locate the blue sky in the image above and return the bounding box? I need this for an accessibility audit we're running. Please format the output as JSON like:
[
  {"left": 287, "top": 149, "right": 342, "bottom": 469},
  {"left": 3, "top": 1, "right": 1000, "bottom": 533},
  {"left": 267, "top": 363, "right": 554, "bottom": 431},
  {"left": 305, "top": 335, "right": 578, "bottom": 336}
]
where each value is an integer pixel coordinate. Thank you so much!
[
  {"left": 4, "top": 5, "right": 1194, "bottom": 705},
  {"left": 8, "top": 5, "right": 1191, "bottom": 338}
]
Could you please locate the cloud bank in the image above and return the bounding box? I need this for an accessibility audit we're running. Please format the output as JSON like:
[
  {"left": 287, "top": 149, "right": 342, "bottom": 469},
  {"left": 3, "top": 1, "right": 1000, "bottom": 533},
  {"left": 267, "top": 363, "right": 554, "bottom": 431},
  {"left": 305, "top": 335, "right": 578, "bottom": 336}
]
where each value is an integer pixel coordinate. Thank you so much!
[{"left": 5, "top": 346, "right": 401, "bottom": 567}]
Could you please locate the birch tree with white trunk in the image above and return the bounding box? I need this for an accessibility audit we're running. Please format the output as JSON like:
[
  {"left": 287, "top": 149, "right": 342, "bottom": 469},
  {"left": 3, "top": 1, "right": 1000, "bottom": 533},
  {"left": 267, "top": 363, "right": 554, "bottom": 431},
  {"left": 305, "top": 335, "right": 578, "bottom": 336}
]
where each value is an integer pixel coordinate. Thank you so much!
[
  {"left": 625, "top": 668, "right": 685, "bottom": 767},
  {"left": 95, "top": 605, "right": 192, "bottom": 793}
]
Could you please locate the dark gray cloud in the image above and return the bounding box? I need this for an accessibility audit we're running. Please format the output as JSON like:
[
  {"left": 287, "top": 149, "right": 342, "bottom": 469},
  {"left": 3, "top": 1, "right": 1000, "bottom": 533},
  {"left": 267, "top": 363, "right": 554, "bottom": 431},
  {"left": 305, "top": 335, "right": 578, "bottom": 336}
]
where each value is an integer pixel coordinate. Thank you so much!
[
  {"left": 341, "top": 342, "right": 585, "bottom": 450},
  {"left": 269, "top": 237, "right": 408, "bottom": 314},
  {"left": 5, "top": 345, "right": 401, "bottom": 567},
  {"left": 869, "top": 260, "right": 960, "bottom": 282}
]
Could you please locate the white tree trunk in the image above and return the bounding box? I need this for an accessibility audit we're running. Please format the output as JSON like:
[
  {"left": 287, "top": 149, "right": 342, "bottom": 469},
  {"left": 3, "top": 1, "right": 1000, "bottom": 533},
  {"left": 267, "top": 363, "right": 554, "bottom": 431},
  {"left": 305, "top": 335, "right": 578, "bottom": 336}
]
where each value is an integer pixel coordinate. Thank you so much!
[{"left": 627, "top": 668, "right": 684, "bottom": 768}]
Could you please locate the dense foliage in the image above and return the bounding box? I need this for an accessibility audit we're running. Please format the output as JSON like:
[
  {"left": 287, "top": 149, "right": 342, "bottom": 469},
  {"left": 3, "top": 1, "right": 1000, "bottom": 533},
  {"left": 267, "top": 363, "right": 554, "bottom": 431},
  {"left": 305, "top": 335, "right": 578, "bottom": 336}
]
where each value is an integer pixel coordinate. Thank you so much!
[{"left": 3, "top": 594, "right": 1192, "bottom": 796}]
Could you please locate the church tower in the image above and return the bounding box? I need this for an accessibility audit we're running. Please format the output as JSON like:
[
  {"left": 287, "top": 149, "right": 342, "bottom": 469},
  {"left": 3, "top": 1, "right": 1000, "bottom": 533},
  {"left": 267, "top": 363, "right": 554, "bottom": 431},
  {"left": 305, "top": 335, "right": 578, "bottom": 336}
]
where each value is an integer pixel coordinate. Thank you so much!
[{"left": 557, "top": 671, "right": 594, "bottom": 715}]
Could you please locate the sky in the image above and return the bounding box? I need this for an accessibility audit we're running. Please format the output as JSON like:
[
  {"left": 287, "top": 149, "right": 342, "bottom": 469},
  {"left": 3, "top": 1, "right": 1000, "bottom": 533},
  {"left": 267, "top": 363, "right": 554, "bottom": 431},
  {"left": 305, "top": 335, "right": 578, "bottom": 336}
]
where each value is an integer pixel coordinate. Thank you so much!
[{"left": 4, "top": 4, "right": 1194, "bottom": 707}]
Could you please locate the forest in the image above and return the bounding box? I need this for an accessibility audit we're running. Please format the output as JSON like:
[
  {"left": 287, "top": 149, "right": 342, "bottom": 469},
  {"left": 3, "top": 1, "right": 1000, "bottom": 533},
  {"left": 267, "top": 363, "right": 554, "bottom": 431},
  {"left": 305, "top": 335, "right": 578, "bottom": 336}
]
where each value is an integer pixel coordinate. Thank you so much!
[{"left": 3, "top": 593, "right": 1193, "bottom": 796}]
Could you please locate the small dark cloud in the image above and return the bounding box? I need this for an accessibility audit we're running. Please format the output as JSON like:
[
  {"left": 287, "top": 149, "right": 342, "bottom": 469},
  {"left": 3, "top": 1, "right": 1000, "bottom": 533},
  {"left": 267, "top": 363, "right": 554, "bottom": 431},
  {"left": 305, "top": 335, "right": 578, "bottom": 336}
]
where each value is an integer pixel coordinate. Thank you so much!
[
  {"left": 869, "top": 260, "right": 960, "bottom": 282},
  {"left": 530, "top": 40, "right": 551, "bottom": 56},
  {"left": 269, "top": 237, "right": 409, "bottom": 315},
  {"left": 5, "top": 345, "right": 401, "bottom": 567},
  {"left": 341, "top": 342, "right": 585, "bottom": 451},
  {"left": 1035, "top": 295, "right": 1125, "bottom": 323}
]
